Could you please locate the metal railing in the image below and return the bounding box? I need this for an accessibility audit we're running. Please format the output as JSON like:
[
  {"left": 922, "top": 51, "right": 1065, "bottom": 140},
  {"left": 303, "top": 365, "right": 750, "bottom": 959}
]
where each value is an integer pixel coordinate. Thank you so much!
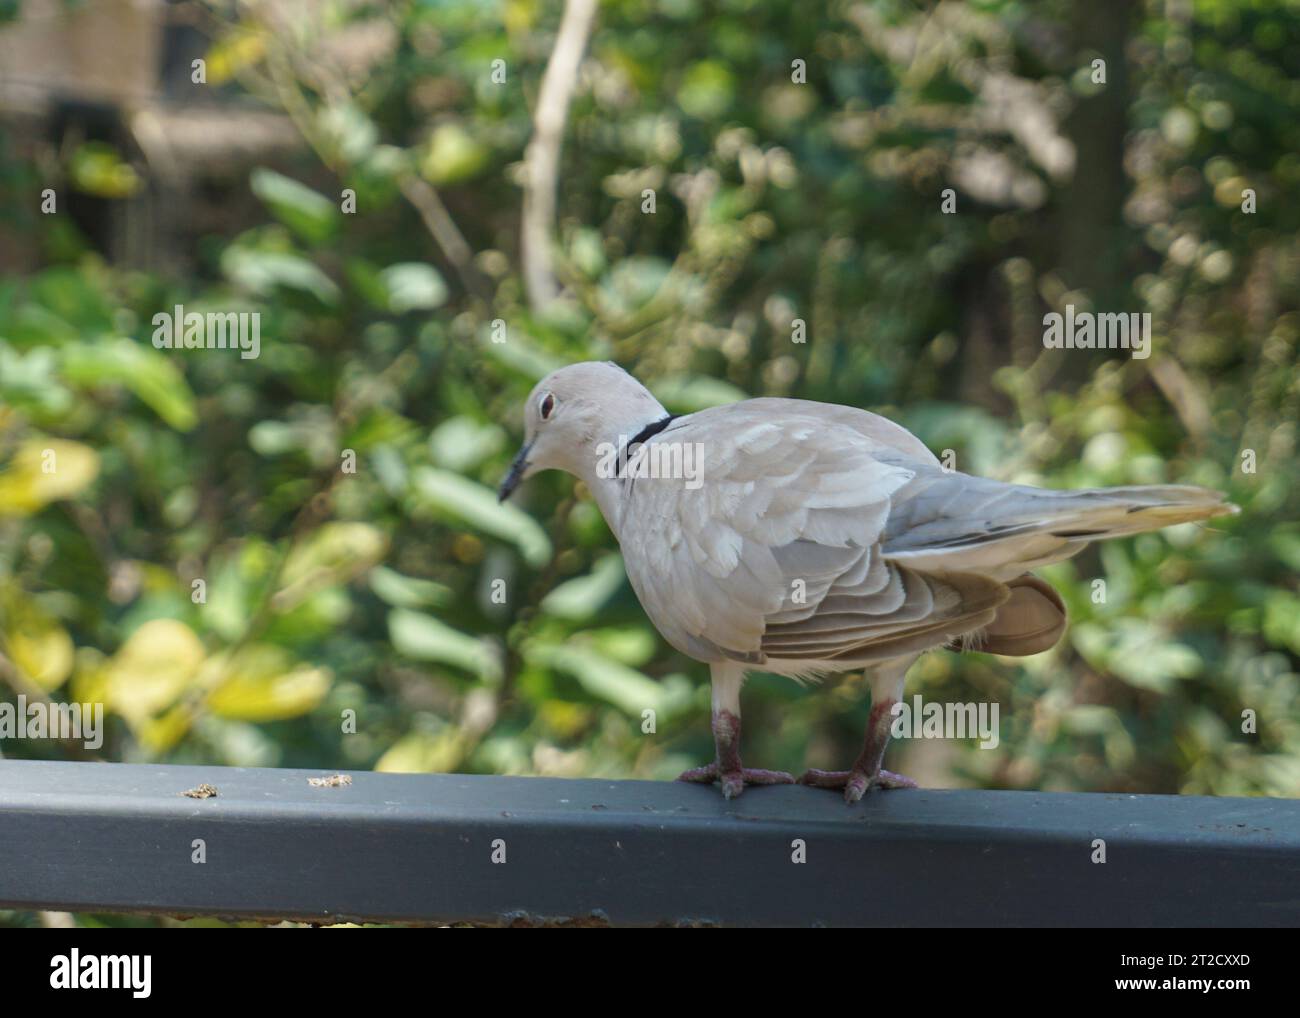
[{"left": 1, "top": 759, "right": 1297, "bottom": 926}]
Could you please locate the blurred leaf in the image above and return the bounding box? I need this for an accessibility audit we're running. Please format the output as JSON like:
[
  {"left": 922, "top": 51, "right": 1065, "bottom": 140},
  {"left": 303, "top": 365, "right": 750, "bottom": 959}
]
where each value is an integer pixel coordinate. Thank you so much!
[
  {"left": 250, "top": 169, "right": 338, "bottom": 245},
  {"left": 482, "top": 331, "right": 566, "bottom": 380},
  {"left": 206, "top": 27, "right": 266, "bottom": 83},
  {"left": 318, "top": 103, "right": 379, "bottom": 164},
  {"left": 420, "top": 123, "right": 489, "bottom": 185},
  {"left": 598, "top": 257, "right": 671, "bottom": 316},
  {"left": 1, "top": 587, "right": 74, "bottom": 691},
  {"left": 1263, "top": 591, "right": 1300, "bottom": 656},
  {"left": 585, "top": 626, "right": 657, "bottom": 667},
  {"left": 526, "top": 641, "right": 689, "bottom": 716},
  {"left": 388, "top": 608, "right": 501, "bottom": 681},
  {"left": 901, "top": 403, "right": 1012, "bottom": 476},
  {"left": 375, "top": 729, "right": 465, "bottom": 774},
  {"left": 412, "top": 467, "right": 552, "bottom": 567},
  {"left": 677, "top": 61, "right": 735, "bottom": 118},
  {"left": 650, "top": 375, "right": 748, "bottom": 414},
  {"left": 0, "top": 438, "right": 99, "bottom": 516},
  {"left": 139, "top": 705, "right": 195, "bottom": 755},
  {"left": 369, "top": 566, "right": 451, "bottom": 609},
  {"left": 1072, "top": 620, "right": 1202, "bottom": 692},
  {"left": 276, "top": 522, "right": 388, "bottom": 611},
  {"left": 1268, "top": 528, "right": 1300, "bottom": 573},
  {"left": 222, "top": 248, "right": 340, "bottom": 305},
  {"left": 428, "top": 415, "right": 504, "bottom": 471},
  {"left": 206, "top": 646, "right": 332, "bottom": 721},
  {"left": 102, "top": 619, "right": 207, "bottom": 727},
  {"left": 29, "top": 268, "right": 116, "bottom": 333},
  {"left": 59, "top": 339, "right": 198, "bottom": 430},
  {"left": 0, "top": 345, "right": 72, "bottom": 415},
  {"left": 540, "top": 554, "right": 626, "bottom": 620},
  {"left": 69, "top": 143, "right": 140, "bottom": 199},
  {"left": 380, "top": 263, "right": 448, "bottom": 312}
]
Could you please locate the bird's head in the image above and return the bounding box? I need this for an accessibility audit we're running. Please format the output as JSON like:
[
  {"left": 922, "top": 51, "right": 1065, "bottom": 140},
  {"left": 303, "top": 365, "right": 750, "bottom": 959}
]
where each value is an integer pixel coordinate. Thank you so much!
[{"left": 498, "top": 361, "right": 667, "bottom": 501}]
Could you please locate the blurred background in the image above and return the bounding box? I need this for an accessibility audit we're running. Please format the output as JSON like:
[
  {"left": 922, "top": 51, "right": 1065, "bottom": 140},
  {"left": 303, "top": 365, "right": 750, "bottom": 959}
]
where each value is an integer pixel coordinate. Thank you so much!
[{"left": 0, "top": 0, "right": 1297, "bottom": 925}]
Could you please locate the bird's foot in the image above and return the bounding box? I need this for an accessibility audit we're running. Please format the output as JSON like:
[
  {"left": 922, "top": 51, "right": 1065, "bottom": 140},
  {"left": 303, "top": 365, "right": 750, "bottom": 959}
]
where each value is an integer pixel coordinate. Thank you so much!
[
  {"left": 797, "top": 767, "right": 918, "bottom": 804},
  {"left": 677, "top": 761, "right": 796, "bottom": 799}
]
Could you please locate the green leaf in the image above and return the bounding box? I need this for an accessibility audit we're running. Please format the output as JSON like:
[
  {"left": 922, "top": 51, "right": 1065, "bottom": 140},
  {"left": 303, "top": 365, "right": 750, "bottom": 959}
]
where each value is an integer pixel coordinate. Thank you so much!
[
  {"left": 540, "top": 554, "right": 626, "bottom": 620},
  {"left": 428, "top": 416, "right": 504, "bottom": 472},
  {"left": 318, "top": 103, "right": 379, "bottom": 164},
  {"left": 388, "top": 608, "right": 501, "bottom": 681},
  {"left": 344, "top": 259, "right": 392, "bottom": 310},
  {"left": 650, "top": 375, "right": 748, "bottom": 414},
  {"left": 250, "top": 169, "right": 338, "bottom": 245},
  {"left": 369, "top": 566, "right": 452, "bottom": 609},
  {"left": 412, "top": 467, "right": 552, "bottom": 567},
  {"left": 222, "top": 248, "right": 340, "bottom": 305},
  {"left": 1072, "top": 620, "right": 1201, "bottom": 692},
  {"left": 482, "top": 331, "right": 566, "bottom": 380},
  {"left": 526, "top": 641, "right": 689, "bottom": 716},
  {"left": 585, "top": 626, "right": 657, "bottom": 667},
  {"left": 0, "top": 345, "right": 72, "bottom": 416},
  {"left": 1263, "top": 591, "right": 1300, "bottom": 656},
  {"left": 276, "top": 522, "right": 388, "bottom": 611},
  {"left": 30, "top": 267, "right": 117, "bottom": 333},
  {"left": 420, "top": 123, "right": 489, "bottom": 185},
  {"left": 59, "top": 339, "right": 198, "bottom": 430},
  {"left": 677, "top": 61, "right": 735, "bottom": 119},
  {"left": 69, "top": 142, "right": 141, "bottom": 199},
  {"left": 380, "top": 263, "right": 448, "bottom": 312}
]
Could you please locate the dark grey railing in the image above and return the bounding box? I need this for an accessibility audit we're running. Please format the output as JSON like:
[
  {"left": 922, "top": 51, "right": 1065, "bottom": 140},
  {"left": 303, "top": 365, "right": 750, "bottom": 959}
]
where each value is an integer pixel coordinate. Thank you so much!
[{"left": 1, "top": 760, "right": 1297, "bottom": 926}]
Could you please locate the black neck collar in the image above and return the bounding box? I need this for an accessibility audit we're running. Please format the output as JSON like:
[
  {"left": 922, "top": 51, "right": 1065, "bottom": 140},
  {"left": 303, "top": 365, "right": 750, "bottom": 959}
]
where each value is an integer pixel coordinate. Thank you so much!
[{"left": 626, "top": 414, "right": 677, "bottom": 447}]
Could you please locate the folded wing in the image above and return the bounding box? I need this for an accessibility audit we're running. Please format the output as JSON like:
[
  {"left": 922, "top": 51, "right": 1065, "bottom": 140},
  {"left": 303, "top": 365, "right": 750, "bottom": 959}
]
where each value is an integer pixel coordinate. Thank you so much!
[{"left": 617, "top": 402, "right": 1007, "bottom": 670}]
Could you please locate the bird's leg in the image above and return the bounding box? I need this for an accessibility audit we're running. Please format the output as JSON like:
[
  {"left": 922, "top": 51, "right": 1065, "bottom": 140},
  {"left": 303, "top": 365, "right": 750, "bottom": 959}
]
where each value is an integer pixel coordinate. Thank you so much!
[
  {"left": 677, "top": 663, "right": 794, "bottom": 798},
  {"left": 799, "top": 656, "right": 919, "bottom": 803}
]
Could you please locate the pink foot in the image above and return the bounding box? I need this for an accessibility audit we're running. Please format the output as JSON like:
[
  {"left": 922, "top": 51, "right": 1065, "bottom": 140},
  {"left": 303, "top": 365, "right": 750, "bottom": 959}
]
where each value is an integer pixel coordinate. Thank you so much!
[
  {"left": 677, "top": 762, "right": 796, "bottom": 799},
  {"left": 798, "top": 767, "right": 918, "bottom": 803}
]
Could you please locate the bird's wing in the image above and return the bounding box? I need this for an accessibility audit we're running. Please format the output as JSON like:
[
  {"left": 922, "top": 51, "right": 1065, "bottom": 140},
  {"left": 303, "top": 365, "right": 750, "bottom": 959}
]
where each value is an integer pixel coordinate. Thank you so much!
[{"left": 616, "top": 402, "right": 1006, "bottom": 667}]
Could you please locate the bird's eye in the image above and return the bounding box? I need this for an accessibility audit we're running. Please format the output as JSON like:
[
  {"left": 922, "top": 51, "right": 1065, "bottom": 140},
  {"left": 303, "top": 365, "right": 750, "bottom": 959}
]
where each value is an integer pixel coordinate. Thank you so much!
[{"left": 539, "top": 392, "right": 556, "bottom": 420}]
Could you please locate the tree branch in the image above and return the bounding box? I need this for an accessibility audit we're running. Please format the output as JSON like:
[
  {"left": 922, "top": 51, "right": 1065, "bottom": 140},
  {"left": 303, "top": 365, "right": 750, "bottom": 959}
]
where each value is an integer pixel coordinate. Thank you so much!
[{"left": 521, "top": 0, "right": 598, "bottom": 312}]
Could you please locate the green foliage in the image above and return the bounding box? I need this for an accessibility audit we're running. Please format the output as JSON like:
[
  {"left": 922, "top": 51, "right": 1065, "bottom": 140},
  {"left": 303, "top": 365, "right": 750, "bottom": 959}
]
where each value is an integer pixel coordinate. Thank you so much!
[{"left": 0, "top": 0, "right": 1296, "bottom": 859}]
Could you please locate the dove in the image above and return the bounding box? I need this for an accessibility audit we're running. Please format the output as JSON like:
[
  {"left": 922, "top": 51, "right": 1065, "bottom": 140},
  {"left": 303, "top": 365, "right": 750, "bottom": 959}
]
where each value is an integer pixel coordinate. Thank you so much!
[{"left": 499, "top": 361, "right": 1237, "bottom": 802}]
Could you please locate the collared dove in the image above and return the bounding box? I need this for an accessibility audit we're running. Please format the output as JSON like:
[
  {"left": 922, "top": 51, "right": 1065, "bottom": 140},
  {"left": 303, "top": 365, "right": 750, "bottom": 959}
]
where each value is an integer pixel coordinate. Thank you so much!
[{"left": 499, "top": 361, "right": 1237, "bottom": 802}]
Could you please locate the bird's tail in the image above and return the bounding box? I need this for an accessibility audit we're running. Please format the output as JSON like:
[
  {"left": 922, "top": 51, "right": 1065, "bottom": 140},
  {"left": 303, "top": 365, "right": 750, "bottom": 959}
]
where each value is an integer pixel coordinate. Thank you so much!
[
  {"left": 884, "top": 477, "right": 1238, "bottom": 581},
  {"left": 1035, "top": 483, "right": 1238, "bottom": 537}
]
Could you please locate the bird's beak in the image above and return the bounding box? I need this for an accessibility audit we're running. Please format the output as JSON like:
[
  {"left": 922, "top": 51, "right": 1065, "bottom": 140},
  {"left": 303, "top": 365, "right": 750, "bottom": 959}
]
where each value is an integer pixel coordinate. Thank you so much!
[{"left": 498, "top": 442, "right": 532, "bottom": 502}]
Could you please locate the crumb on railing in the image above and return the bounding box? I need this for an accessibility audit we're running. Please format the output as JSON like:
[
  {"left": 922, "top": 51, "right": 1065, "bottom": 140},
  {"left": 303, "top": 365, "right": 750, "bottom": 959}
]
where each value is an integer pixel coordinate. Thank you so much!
[{"left": 308, "top": 774, "right": 353, "bottom": 788}]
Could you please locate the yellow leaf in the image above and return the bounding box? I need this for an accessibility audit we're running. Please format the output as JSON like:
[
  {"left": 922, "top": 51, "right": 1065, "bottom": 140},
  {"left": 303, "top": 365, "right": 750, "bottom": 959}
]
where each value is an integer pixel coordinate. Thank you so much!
[
  {"left": 274, "top": 522, "right": 388, "bottom": 611},
  {"left": 375, "top": 730, "right": 465, "bottom": 774},
  {"left": 206, "top": 644, "right": 331, "bottom": 721},
  {"left": 104, "top": 619, "right": 207, "bottom": 726},
  {"left": 138, "top": 703, "right": 194, "bottom": 754},
  {"left": 419, "top": 124, "right": 489, "bottom": 187},
  {"left": 2, "top": 588, "right": 74, "bottom": 691},
  {"left": 70, "top": 647, "right": 110, "bottom": 707},
  {"left": 206, "top": 30, "right": 266, "bottom": 85},
  {"left": 0, "top": 439, "right": 100, "bottom": 516}
]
